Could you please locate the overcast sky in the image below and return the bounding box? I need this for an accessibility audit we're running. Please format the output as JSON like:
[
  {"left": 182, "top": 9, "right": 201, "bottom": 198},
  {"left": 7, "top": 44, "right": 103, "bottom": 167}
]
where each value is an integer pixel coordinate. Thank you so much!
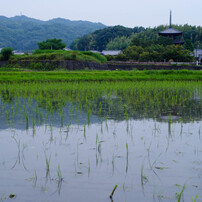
[{"left": 0, "top": 0, "right": 201, "bottom": 27}]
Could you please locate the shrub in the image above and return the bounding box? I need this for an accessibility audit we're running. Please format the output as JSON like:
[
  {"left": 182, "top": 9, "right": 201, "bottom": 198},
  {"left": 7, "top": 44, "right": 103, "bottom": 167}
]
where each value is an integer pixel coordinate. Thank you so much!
[
  {"left": 1, "top": 47, "right": 13, "bottom": 60},
  {"left": 29, "top": 62, "right": 44, "bottom": 70}
]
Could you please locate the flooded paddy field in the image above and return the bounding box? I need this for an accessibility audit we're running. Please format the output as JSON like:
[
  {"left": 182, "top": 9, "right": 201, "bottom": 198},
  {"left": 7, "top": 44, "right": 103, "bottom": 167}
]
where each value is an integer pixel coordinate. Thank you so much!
[{"left": 0, "top": 81, "right": 201, "bottom": 202}]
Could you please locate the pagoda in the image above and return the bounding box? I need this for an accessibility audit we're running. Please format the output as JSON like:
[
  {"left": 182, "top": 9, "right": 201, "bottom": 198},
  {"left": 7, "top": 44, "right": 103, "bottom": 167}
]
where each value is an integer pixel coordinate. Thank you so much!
[{"left": 158, "top": 11, "right": 184, "bottom": 45}]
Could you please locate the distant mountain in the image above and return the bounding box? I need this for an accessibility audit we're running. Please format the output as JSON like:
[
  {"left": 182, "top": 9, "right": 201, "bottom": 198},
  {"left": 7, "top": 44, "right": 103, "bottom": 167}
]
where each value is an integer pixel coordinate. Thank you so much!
[{"left": 0, "top": 15, "right": 106, "bottom": 51}]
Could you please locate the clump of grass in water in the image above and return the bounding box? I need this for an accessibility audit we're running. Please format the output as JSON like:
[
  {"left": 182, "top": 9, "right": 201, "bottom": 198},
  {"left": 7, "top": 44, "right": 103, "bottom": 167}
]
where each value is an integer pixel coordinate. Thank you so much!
[
  {"left": 57, "top": 164, "right": 63, "bottom": 182},
  {"left": 141, "top": 164, "right": 149, "bottom": 185},
  {"left": 175, "top": 184, "right": 186, "bottom": 202},
  {"left": 45, "top": 154, "right": 51, "bottom": 178}
]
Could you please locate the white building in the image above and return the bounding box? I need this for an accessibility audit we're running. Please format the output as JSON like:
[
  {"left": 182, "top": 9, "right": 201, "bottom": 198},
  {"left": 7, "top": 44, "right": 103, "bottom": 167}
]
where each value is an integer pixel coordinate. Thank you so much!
[{"left": 194, "top": 49, "right": 202, "bottom": 64}]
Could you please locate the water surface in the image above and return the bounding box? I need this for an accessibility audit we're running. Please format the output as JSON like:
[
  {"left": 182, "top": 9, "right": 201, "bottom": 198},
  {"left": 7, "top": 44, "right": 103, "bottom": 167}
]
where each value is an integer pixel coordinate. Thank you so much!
[{"left": 0, "top": 81, "right": 201, "bottom": 202}]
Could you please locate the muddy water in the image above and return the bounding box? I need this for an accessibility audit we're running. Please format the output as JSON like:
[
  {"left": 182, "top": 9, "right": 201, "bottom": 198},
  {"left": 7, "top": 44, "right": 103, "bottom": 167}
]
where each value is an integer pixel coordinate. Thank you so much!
[{"left": 0, "top": 82, "right": 201, "bottom": 202}]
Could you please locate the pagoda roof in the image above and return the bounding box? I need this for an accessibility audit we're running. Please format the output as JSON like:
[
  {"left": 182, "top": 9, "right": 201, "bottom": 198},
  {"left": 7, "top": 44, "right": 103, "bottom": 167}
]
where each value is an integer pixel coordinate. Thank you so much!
[{"left": 159, "top": 28, "right": 182, "bottom": 35}]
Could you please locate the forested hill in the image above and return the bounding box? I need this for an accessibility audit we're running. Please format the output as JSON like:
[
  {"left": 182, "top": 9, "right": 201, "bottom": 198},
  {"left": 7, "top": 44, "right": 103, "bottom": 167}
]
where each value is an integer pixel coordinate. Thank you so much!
[
  {"left": 0, "top": 15, "right": 106, "bottom": 51},
  {"left": 70, "top": 24, "right": 202, "bottom": 51}
]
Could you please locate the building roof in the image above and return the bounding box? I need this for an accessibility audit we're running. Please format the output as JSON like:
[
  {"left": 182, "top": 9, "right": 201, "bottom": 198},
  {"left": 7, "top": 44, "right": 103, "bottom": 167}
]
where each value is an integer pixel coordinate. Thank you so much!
[
  {"left": 159, "top": 28, "right": 182, "bottom": 35},
  {"left": 90, "top": 50, "right": 102, "bottom": 54},
  {"left": 102, "top": 50, "right": 122, "bottom": 56}
]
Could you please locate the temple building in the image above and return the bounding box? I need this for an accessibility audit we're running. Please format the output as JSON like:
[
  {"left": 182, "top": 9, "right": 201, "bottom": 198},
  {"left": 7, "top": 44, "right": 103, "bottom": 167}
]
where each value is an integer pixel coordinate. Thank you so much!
[{"left": 158, "top": 11, "right": 184, "bottom": 45}]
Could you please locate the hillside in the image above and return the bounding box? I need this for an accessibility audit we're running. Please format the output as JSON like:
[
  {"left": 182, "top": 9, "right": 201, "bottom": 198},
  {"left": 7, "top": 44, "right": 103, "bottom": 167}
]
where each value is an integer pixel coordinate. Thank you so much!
[
  {"left": 0, "top": 15, "right": 106, "bottom": 51},
  {"left": 70, "top": 26, "right": 145, "bottom": 51},
  {"left": 70, "top": 24, "right": 202, "bottom": 51}
]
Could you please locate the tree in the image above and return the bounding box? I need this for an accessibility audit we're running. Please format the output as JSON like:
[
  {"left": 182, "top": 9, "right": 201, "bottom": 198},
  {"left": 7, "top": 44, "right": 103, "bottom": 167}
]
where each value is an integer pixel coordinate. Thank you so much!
[
  {"left": 106, "top": 36, "right": 131, "bottom": 50},
  {"left": 184, "top": 39, "right": 194, "bottom": 51},
  {"left": 37, "top": 38, "right": 66, "bottom": 50},
  {"left": 162, "top": 45, "right": 194, "bottom": 62},
  {"left": 0, "top": 47, "right": 13, "bottom": 60},
  {"left": 123, "top": 46, "right": 143, "bottom": 60}
]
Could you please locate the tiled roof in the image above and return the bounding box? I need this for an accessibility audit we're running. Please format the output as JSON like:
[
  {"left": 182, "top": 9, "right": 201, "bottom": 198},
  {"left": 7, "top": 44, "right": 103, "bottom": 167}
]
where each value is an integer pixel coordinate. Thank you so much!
[
  {"left": 102, "top": 50, "right": 122, "bottom": 56},
  {"left": 159, "top": 28, "right": 182, "bottom": 34}
]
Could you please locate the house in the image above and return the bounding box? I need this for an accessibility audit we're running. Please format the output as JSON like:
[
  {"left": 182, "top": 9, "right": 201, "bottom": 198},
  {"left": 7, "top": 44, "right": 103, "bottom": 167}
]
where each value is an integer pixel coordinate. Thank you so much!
[
  {"left": 194, "top": 49, "right": 202, "bottom": 64},
  {"left": 13, "top": 50, "right": 24, "bottom": 55},
  {"left": 64, "top": 47, "right": 71, "bottom": 51}
]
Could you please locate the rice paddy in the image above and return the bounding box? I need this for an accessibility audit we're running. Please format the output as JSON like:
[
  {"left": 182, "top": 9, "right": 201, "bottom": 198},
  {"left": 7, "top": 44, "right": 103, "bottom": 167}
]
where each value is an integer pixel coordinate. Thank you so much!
[{"left": 0, "top": 80, "right": 201, "bottom": 201}]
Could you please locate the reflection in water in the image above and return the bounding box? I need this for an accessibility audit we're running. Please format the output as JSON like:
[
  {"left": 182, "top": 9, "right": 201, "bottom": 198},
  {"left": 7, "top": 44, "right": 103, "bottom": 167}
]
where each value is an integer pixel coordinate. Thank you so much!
[{"left": 0, "top": 81, "right": 201, "bottom": 201}]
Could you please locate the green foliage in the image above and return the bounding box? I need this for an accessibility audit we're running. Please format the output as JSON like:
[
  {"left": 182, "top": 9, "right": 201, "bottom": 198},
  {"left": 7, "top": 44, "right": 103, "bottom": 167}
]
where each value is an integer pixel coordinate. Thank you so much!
[
  {"left": 157, "top": 36, "right": 173, "bottom": 46},
  {"left": 37, "top": 38, "right": 66, "bottom": 50},
  {"left": 184, "top": 39, "right": 194, "bottom": 51},
  {"left": 120, "top": 44, "right": 194, "bottom": 62},
  {"left": 0, "top": 15, "right": 106, "bottom": 51},
  {"left": 162, "top": 45, "right": 194, "bottom": 62},
  {"left": 9, "top": 50, "right": 107, "bottom": 67},
  {"left": 0, "top": 47, "right": 13, "bottom": 60},
  {"left": 28, "top": 62, "right": 57, "bottom": 71},
  {"left": 70, "top": 24, "right": 202, "bottom": 56},
  {"left": 106, "top": 36, "right": 131, "bottom": 50},
  {"left": 123, "top": 46, "right": 144, "bottom": 60},
  {"left": 0, "top": 70, "right": 201, "bottom": 82},
  {"left": 70, "top": 26, "right": 145, "bottom": 51}
]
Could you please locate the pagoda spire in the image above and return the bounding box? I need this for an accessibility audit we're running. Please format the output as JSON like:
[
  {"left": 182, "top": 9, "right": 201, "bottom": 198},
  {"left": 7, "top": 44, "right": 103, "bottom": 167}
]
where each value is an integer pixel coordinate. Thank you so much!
[{"left": 169, "top": 10, "right": 172, "bottom": 28}]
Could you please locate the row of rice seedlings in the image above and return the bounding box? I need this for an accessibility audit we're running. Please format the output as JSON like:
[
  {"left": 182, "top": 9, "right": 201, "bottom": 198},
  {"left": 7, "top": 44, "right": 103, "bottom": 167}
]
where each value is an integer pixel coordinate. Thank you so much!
[{"left": 0, "top": 81, "right": 200, "bottom": 131}]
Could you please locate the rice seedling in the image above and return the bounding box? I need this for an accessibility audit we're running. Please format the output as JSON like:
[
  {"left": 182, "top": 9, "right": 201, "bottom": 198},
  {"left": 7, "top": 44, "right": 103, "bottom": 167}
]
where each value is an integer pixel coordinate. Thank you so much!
[
  {"left": 141, "top": 164, "right": 149, "bottom": 185},
  {"left": 126, "top": 143, "right": 129, "bottom": 173},
  {"left": 192, "top": 193, "right": 199, "bottom": 202},
  {"left": 27, "top": 169, "right": 37, "bottom": 187},
  {"left": 88, "top": 158, "right": 90, "bottom": 177},
  {"left": 45, "top": 154, "right": 51, "bottom": 180},
  {"left": 0, "top": 79, "right": 201, "bottom": 201},
  {"left": 26, "top": 114, "right": 29, "bottom": 130},
  {"left": 57, "top": 164, "right": 63, "bottom": 182},
  {"left": 112, "top": 152, "right": 115, "bottom": 174},
  {"left": 109, "top": 184, "right": 118, "bottom": 199},
  {"left": 175, "top": 184, "right": 186, "bottom": 202}
]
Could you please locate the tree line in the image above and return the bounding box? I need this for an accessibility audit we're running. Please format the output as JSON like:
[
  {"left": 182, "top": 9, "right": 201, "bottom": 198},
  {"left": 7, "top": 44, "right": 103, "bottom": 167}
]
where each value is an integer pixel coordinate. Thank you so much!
[{"left": 70, "top": 24, "right": 202, "bottom": 62}]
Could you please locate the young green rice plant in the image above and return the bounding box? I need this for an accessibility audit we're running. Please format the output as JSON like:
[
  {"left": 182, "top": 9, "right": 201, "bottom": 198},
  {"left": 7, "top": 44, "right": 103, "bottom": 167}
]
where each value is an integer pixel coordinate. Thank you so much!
[
  {"left": 112, "top": 152, "right": 116, "bottom": 175},
  {"left": 192, "top": 193, "right": 199, "bottom": 202},
  {"left": 109, "top": 184, "right": 118, "bottom": 199},
  {"left": 126, "top": 143, "right": 128, "bottom": 156},
  {"left": 57, "top": 164, "right": 63, "bottom": 182},
  {"left": 141, "top": 163, "right": 149, "bottom": 185},
  {"left": 88, "top": 158, "right": 90, "bottom": 177},
  {"left": 65, "top": 125, "right": 69, "bottom": 140},
  {"left": 45, "top": 154, "right": 51, "bottom": 179},
  {"left": 26, "top": 114, "right": 29, "bottom": 130},
  {"left": 27, "top": 169, "right": 37, "bottom": 187},
  {"left": 175, "top": 184, "right": 186, "bottom": 202},
  {"left": 83, "top": 122, "right": 86, "bottom": 140},
  {"left": 32, "top": 115, "right": 36, "bottom": 136},
  {"left": 11, "top": 136, "right": 21, "bottom": 169}
]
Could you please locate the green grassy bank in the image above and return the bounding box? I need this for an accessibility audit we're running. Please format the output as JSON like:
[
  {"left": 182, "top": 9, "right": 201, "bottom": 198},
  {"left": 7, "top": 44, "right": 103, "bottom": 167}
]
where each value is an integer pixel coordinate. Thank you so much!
[
  {"left": 0, "top": 69, "right": 201, "bottom": 82},
  {"left": 9, "top": 50, "right": 107, "bottom": 64}
]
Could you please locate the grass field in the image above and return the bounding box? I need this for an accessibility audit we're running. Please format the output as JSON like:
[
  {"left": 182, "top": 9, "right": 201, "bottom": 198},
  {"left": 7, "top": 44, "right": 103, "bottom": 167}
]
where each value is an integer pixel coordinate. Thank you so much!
[{"left": 0, "top": 69, "right": 201, "bottom": 82}]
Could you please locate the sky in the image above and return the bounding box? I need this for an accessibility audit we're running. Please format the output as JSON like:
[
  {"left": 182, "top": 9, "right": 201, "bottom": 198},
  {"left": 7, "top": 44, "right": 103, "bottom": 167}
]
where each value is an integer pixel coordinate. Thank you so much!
[{"left": 0, "top": 0, "right": 201, "bottom": 28}]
